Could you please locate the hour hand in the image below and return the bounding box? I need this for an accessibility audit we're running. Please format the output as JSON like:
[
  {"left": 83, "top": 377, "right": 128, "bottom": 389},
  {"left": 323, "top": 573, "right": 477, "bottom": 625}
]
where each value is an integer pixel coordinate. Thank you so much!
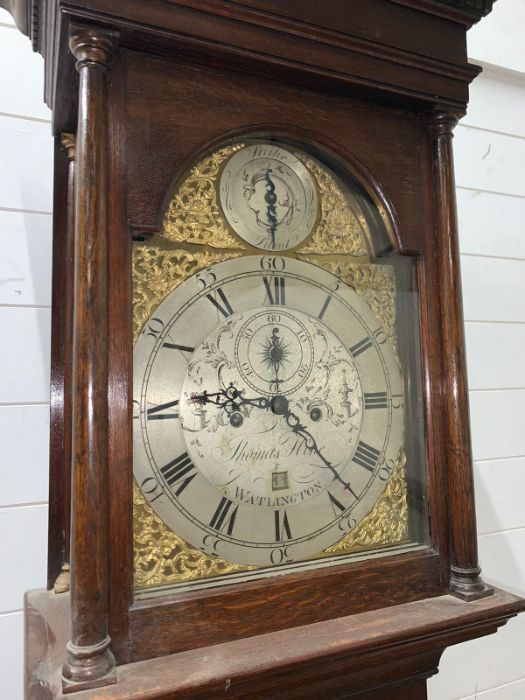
[{"left": 189, "top": 383, "right": 270, "bottom": 412}]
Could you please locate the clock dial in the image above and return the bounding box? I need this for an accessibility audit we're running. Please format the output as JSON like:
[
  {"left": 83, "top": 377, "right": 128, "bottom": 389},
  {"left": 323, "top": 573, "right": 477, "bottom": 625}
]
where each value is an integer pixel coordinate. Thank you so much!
[
  {"left": 219, "top": 143, "right": 319, "bottom": 251},
  {"left": 133, "top": 256, "right": 404, "bottom": 567}
]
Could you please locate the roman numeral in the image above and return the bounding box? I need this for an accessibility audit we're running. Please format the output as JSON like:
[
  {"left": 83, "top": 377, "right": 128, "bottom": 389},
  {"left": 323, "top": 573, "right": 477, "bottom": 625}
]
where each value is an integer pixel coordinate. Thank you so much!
[
  {"left": 349, "top": 336, "right": 373, "bottom": 357},
  {"left": 353, "top": 441, "right": 381, "bottom": 473},
  {"left": 318, "top": 295, "right": 332, "bottom": 320},
  {"left": 209, "top": 496, "right": 238, "bottom": 535},
  {"left": 163, "top": 342, "right": 195, "bottom": 354},
  {"left": 263, "top": 276, "right": 286, "bottom": 305},
  {"left": 146, "top": 399, "right": 179, "bottom": 420},
  {"left": 328, "top": 491, "right": 346, "bottom": 516},
  {"left": 275, "top": 510, "right": 292, "bottom": 541},
  {"left": 160, "top": 452, "right": 197, "bottom": 496},
  {"left": 364, "top": 392, "right": 388, "bottom": 410},
  {"left": 206, "top": 289, "right": 234, "bottom": 318}
]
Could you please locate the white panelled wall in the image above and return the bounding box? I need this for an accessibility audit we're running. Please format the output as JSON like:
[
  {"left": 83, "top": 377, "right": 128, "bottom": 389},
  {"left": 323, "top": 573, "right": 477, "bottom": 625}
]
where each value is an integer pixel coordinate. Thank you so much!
[
  {"left": 0, "top": 8, "right": 53, "bottom": 700},
  {"left": 0, "top": 3, "right": 523, "bottom": 698},
  {"left": 427, "top": 2, "right": 525, "bottom": 696}
]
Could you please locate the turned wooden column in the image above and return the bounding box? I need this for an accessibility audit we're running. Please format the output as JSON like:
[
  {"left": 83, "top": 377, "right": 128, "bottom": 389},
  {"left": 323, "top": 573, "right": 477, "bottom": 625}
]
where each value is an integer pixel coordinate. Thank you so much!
[
  {"left": 62, "top": 26, "right": 118, "bottom": 689},
  {"left": 48, "top": 133, "right": 76, "bottom": 593},
  {"left": 61, "top": 133, "right": 76, "bottom": 581},
  {"left": 431, "top": 110, "right": 492, "bottom": 601}
]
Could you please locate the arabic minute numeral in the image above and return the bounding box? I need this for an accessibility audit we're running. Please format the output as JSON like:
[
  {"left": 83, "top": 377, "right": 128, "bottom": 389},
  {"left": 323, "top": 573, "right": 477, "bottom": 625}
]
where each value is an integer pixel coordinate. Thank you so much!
[
  {"left": 379, "top": 458, "right": 396, "bottom": 482},
  {"left": 270, "top": 546, "right": 293, "bottom": 566},
  {"left": 349, "top": 327, "right": 387, "bottom": 357},
  {"left": 372, "top": 326, "right": 388, "bottom": 345},
  {"left": 143, "top": 317, "right": 165, "bottom": 340},
  {"left": 338, "top": 514, "right": 358, "bottom": 533},
  {"left": 195, "top": 268, "right": 217, "bottom": 289},
  {"left": 140, "top": 476, "right": 164, "bottom": 504},
  {"left": 260, "top": 256, "right": 286, "bottom": 271},
  {"left": 241, "top": 361, "right": 253, "bottom": 377}
]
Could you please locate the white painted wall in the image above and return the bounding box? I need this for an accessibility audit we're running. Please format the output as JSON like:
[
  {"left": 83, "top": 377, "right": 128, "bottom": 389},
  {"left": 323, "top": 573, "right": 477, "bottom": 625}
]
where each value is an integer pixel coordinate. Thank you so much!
[
  {"left": 0, "top": 9, "right": 53, "bottom": 699},
  {"left": 427, "top": 2, "right": 525, "bottom": 696},
  {"left": 0, "top": 4, "right": 523, "bottom": 698}
]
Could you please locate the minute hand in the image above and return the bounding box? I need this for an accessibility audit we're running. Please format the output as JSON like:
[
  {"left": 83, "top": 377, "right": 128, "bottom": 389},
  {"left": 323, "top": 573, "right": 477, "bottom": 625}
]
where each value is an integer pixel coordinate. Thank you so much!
[
  {"left": 281, "top": 406, "right": 358, "bottom": 499},
  {"left": 191, "top": 386, "right": 358, "bottom": 498}
]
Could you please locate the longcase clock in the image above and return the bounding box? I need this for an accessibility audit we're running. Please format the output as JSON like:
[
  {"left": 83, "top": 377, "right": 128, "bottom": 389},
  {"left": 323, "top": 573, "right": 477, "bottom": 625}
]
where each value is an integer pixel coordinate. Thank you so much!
[{"left": 3, "top": 0, "right": 524, "bottom": 698}]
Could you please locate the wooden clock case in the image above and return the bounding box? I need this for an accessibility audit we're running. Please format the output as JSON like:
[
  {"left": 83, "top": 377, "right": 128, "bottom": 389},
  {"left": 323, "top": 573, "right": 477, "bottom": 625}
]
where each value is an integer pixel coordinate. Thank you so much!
[{"left": 3, "top": 0, "right": 524, "bottom": 698}]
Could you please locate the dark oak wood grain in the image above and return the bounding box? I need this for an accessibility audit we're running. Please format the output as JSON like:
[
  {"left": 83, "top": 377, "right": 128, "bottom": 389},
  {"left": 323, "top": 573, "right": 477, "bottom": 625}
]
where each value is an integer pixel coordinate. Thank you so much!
[
  {"left": 3, "top": 0, "right": 489, "bottom": 134},
  {"left": 106, "top": 51, "right": 134, "bottom": 665},
  {"left": 4, "top": 0, "right": 519, "bottom": 698},
  {"left": 431, "top": 110, "right": 492, "bottom": 600},
  {"left": 99, "top": 47, "right": 455, "bottom": 664},
  {"left": 25, "top": 587, "right": 525, "bottom": 699},
  {"left": 47, "top": 134, "right": 74, "bottom": 590},
  {"left": 62, "top": 24, "right": 118, "bottom": 689},
  {"left": 124, "top": 53, "right": 430, "bottom": 251}
]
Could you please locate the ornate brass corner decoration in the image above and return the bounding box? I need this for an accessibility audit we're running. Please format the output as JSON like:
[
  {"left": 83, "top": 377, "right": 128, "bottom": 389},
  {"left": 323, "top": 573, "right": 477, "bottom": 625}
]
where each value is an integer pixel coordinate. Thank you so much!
[
  {"left": 133, "top": 245, "right": 241, "bottom": 342},
  {"left": 161, "top": 145, "right": 246, "bottom": 249},
  {"left": 133, "top": 245, "right": 408, "bottom": 589},
  {"left": 134, "top": 139, "right": 408, "bottom": 591},
  {"left": 300, "top": 159, "right": 370, "bottom": 257},
  {"left": 160, "top": 142, "right": 371, "bottom": 257},
  {"left": 325, "top": 450, "right": 408, "bottom": 555}
]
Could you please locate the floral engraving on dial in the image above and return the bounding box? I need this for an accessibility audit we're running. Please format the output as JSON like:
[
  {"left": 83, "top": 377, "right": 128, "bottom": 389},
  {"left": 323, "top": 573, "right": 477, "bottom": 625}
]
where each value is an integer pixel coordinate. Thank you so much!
[
  {"left": 219, "top": 143, "right": 318, "bottom": 251},
  {"left": 132, "top": 248, "right": 408, "bottom": 589},
  {"left": 180, "top": 307, "right": 362, "bottom": 508},
  {"left": 133, "top": 255, "right": 404, "bottom": 569}
]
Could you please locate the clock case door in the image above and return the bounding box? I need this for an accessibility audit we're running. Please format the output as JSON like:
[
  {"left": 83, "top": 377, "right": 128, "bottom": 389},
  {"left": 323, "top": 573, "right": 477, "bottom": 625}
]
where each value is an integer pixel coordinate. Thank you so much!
[
  {"left": 42, "top": 3, "right": 498, "bottom": 671},
  {"left": 64, "top": 51, "right": 447, "bottom": 665}
]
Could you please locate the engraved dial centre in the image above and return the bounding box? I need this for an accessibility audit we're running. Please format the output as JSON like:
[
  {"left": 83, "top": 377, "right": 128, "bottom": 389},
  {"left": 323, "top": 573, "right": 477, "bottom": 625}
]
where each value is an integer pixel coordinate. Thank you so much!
[{"left": 180, "top": 306, "right": 363, "bottom": 506}]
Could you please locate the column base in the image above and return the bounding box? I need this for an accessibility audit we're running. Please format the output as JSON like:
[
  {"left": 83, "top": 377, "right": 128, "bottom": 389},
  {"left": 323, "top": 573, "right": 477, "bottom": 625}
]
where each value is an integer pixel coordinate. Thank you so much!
[
  {"left": 62, "top": 636, "right": 116, "bottom": 693},
  {"left": 450, "top": 566, "right": 494, "bottom": 601}
]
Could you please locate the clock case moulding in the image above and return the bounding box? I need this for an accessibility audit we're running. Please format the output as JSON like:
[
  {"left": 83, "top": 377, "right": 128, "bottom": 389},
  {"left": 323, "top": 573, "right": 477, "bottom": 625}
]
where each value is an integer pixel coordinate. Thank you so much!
[{"left": 3, "top": 0, "right": 524, "bottom": 699}]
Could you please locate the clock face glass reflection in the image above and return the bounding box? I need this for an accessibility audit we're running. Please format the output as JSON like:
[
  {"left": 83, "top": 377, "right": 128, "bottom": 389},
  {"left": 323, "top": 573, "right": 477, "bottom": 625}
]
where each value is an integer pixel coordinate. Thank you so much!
[
  {"left": 133, "top": 256, "right": 404, "bottom": 567},
  {"left": 132, "top": 134, "right": 429, "bottom": 592}
]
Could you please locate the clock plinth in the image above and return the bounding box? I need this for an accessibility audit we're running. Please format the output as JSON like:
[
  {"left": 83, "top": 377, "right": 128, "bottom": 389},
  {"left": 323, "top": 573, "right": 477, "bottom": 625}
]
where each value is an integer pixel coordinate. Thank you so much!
[
  {"left": 2, "top": 1, "right": 523, "bottom": 698},
  {"left": 25, "top": 586, "right": 524, "bottom": 699}
]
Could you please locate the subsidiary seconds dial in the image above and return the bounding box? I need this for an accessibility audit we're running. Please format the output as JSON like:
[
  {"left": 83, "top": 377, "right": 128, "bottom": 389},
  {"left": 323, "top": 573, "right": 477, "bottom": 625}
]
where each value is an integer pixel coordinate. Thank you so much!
[{"left": 133, "top": 256, "right": 404, "bottom": 567}]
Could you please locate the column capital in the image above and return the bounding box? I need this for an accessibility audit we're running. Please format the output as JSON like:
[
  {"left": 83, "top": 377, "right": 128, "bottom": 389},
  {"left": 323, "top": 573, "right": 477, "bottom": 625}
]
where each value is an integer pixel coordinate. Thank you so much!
[
  {"left": 430, "top": 109, "right": 461, "bottom": 138},
  {"left": 69, "top": 24, "right": 118, "bottom": 72},
  {"left": 61, "top": 133, "right": 76, "bottom": 162}
]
